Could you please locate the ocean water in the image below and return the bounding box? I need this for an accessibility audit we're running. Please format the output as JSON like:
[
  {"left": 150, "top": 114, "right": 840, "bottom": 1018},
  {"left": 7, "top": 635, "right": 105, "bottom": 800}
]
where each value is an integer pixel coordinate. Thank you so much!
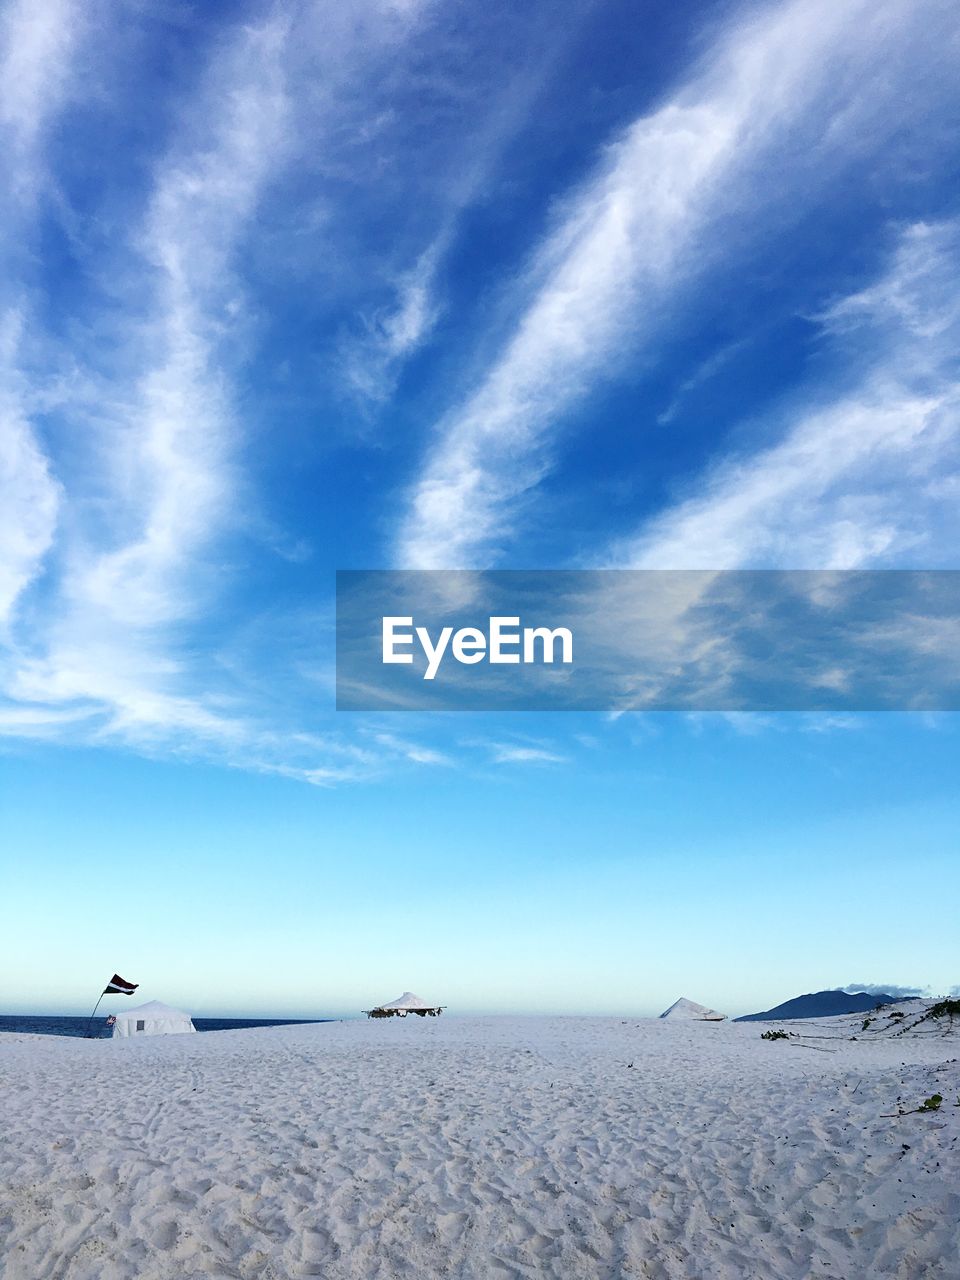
[{"left": 0, "top": 1015, "right": 333, "bottom": 1039}]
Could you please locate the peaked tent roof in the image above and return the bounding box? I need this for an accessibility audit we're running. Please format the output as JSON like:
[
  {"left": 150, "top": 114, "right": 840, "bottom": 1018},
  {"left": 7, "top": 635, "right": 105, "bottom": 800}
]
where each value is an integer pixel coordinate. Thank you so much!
[
  {"left": 659, "top": 997, "right": 727, "bottom": 1021},
  {"left": 113, "top": 1000, "right": 194, "bottom": 1021},
  {"left": 379, "top": 992, "right": 437, "bottom": 1010}
]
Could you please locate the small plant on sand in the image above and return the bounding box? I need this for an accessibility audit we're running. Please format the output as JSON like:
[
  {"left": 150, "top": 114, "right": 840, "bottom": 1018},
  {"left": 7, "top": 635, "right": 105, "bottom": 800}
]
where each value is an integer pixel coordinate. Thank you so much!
[
  {"left": 882, "top": 1092, "right": 944, "bottom": 1117},
  {"left": 918, "top": 1094, "right": 943, "bottom": 1112},
  {"left": 761, "top": 1030, "right": 791, "bottom": 1041},
  {"left": 861, "top": 1017, "right": 873, "bottom": 1031}
]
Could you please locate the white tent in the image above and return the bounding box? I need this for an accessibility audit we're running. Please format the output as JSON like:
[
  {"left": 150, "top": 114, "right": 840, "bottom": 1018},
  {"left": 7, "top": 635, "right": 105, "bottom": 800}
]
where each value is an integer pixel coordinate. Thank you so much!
[
  {"left": 364, "top": 991, "right": 444, "bottom": 1017},
  {"left": 659, "top": 997, "right": 726, "bottom": 1021},
  {"left": 381, "top": 992, "right": 434, "bottom": 1010},
  {"left": 112, "top": 1000, "right": 197, "bottom": 1038}
]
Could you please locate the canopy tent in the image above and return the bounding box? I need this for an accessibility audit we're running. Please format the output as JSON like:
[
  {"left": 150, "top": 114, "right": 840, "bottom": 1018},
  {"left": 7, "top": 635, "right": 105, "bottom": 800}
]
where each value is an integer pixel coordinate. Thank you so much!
[
  {"left": 659, "top": 997, "right": 726, "bottom": 1021},
  {"left": 364, "top": 991, "right": 444, "bottom": 1018},
  {"left": 112, "top": 1000, "right": 197, "bottom": 1038}
]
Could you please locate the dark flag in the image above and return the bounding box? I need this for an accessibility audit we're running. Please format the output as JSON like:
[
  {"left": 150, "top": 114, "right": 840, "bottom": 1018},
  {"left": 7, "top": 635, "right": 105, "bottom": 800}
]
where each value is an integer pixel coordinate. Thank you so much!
[
  {"left": 103, "top": 974, "right": 138, "bottom": 995},
  {"left": 83, "top": 974, "right": 139, "bottom": 1036}
]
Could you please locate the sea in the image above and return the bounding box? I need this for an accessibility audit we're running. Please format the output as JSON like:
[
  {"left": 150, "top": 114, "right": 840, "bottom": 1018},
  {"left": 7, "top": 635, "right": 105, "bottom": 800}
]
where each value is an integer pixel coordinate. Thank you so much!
[{"left": 0, "top": 1015, "right": 334, "bottom": 1039}]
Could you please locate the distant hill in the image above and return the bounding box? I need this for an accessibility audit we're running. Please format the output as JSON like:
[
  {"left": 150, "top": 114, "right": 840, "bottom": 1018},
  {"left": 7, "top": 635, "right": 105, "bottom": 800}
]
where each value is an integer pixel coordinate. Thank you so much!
[{"left": 734, "top": 989, "right": 896, "bottom": 1022}]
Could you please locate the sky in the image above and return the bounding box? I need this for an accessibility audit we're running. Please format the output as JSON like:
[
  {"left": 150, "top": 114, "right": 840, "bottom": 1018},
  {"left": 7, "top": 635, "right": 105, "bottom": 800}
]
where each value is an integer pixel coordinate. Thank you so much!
[{"left": 1, "top": 0, "right": 958, "bottom": 1018}]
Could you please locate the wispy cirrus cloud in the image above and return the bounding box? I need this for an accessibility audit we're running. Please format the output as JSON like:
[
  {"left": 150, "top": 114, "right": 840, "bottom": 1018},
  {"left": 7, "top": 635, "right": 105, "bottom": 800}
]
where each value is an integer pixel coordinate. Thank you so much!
[
  {"left": 616, "top": 221, "right": 960, "bottom": 570},
  {"left": 79, "top": 17, "right": 291, "bottom": 627},
  {"left": 487, "top": 742, "right": 568, "bottom": 766},
  {"left": 337, "top": 8, "right": 585, "bottom": 413},
  {"left": 656, "top": 341, "right": 749, "bottom": 427},
  {"left": 559, "top": 222, "right": 960, "bottom": 721},
  {"left": 0, "top": 3, "right": 443, "bottom": 782},
  {"left": 0, "top": 0, "right": 86, "bottom": 198},
  {"left": 395, "top": 0, "right": 959, "bottom": 569},
  {"left": 0, "top": 0, "right": 95, "bottom": 633},
  {"left": 340, "top": 242, "right": 443, "bottom": 409},
  {"left": 2, "top": 1, "right": 958, "bottom": 787},
  {"left": 6, "top": 15, "right": 292, "bottom": 741},
  {"left": 372, "top": 731, "right": 453, "bottom": 767},
  {"left": 0, "top": 311, "right": 61, "bottom": 631}
]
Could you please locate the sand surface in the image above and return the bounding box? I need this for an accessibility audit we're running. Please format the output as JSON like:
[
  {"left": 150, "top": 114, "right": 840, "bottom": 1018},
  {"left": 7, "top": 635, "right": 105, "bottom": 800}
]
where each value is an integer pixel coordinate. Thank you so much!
[{"left": 1, "top": 1011, "right": 958, "bottom": 1279}]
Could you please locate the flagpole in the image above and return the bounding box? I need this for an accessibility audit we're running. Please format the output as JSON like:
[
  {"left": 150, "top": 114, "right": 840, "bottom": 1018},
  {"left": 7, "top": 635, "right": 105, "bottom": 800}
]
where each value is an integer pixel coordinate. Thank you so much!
[
  {"left": 84, "top": 975, "right": 137, "bottom": 1037},
  {"left": 83, "top": 991, "right": 106, "bottom": 1039}
]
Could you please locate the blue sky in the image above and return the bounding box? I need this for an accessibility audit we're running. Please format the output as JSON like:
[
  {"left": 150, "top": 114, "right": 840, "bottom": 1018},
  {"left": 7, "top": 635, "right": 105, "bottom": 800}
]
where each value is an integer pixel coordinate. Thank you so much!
[{"left": 1, "top": 0, "right": 958, "bottom": 1017}]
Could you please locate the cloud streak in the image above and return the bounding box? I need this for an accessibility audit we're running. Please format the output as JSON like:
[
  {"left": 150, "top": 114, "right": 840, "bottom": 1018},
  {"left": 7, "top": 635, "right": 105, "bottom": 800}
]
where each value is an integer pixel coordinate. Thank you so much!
[
  {"left": 0, "top": 0, "right": 94, "bottom": 632},
  {"left": 616, "top": 221, "right": 960, "bottom": 570},
  {"left": 0, "top": 311, "right": 61, "bottom": 631},
  {"left": 7, "top": 17, "right": 291, "bottom": 739},
  {"left": 0, "top": 1, "right": 473, "bottom": 784},
  {"left": 0, "top": 0, "right": 85, "bottom": 198},
  {"left": 0, "top": 12, "right": 360, "bottom": 769},
  {"left": 1, "top": 1, "right": 958, "bottom": 784},
  {"left": 395, "top": 0, "right": 958, "bottom": 569},
  {"left": 336, "top": 9, "right": 581, "bottom": 413}
]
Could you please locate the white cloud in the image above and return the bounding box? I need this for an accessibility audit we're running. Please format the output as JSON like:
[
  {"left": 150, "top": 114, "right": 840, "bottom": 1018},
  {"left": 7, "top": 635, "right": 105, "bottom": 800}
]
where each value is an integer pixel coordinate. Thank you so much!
[
  {"left": 624, "top": 393, "right": 950, "bottom": 569},
  {"left": 72, "top": 18, "right": 290, "bottom": 632},
  {"left": 395, "top": 0, "right": 957, "bottom": 569},
  {"left": 2, "top": 1, "right": 956, "bottom": 782},
  {"left": 0, "top": 2, "right": 457, "bottom": 784},
  {"left": 0, "top": 0, "right": 92, "bottom": 630},
  {"left": 488, "top": 743, "right": 567, "bottom": 766},
  {"left": 341, "top": 243, "right": 443, "bottom": 407},
  {"left": 656, "top": 341, "right": 748, "bottom": 426},
  {"left": 554, "top": 222, "right": 960, "bottom": 717},
  {"left": 0, "top": 702, "right": 94, "bottom": 736},
  {"left": 5, "top": 16, "right": 292, "bottom": 747},
  {"left": 0, "top": 0, "right": 84, "bottom": 195},
  {"left": 0, "top": 312, "right": 61, "bottom": 630},
  {"left": 615, "top": 222, "right": 960, "bottom": 570},
  {"left": 373, "top": 731, "right": 453, "bottom": 767},
  {"left": 338, "top": 8, "right": 578, "bottom": 411},
  {"left": 842, "top": 983, "right": 927, "bottom": 998}
]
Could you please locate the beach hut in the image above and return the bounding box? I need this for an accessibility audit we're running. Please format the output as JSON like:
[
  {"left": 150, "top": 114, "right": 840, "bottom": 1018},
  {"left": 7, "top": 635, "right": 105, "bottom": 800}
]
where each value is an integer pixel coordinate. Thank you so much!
[
  {"left": 659, "top": 997, "right": 726, "bottom": 1021},
  {"left": 364, "top": 992, "right": 444, "bottom": 1018},
  {"left": 112, "top": 1000, "right": 197, "bottom": 1038}
]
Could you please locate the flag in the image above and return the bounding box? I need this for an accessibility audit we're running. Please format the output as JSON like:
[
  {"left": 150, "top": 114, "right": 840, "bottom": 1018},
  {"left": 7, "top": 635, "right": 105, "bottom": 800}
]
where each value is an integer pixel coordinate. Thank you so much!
[{"left": 103, "top": 974, "right": 138, "bottom": 995}]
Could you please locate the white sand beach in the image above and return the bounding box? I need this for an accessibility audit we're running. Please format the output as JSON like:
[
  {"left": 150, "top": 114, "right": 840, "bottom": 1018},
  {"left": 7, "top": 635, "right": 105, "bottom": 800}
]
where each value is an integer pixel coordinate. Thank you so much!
[{"left": 2, "top": 1008, "right": 958, "bottom": 1279}]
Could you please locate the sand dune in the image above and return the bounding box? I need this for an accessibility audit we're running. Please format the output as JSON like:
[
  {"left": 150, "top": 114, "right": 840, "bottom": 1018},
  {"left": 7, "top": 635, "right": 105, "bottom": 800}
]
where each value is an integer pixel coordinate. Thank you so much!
[{"left": 1, "top": 1012, "right": 958, "bottom": 1278}]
